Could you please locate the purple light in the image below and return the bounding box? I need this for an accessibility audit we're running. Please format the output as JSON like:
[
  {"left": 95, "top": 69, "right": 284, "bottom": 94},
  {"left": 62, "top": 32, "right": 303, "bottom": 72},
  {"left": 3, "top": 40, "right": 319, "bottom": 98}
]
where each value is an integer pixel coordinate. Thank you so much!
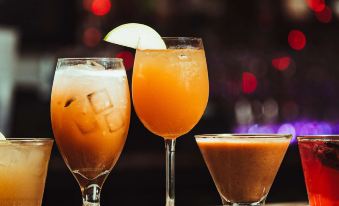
[
  {"left": 233, "top": 120, "right": 335, "bottom": 145},
  {"left": 317, "top": 122, "right": 332, "bottom": 134},
  {"left": 299, "top": 122, "right": 318, "bottom": 135},
  {"left": 234, "top": 125, "right": 250, "bottom": 133},
  {"left": 278, "top": 123, "right": 296, "bottom": 143},
  {"left": 248, "top": 124, "right": 275, "bottom": 134}
]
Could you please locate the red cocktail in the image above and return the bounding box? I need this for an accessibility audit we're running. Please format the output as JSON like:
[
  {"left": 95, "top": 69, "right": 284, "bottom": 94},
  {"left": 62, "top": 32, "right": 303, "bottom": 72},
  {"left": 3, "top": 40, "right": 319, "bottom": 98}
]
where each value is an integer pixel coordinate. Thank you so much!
[{"left": 298, "top": 136, "right": 339, "bottom": 206}]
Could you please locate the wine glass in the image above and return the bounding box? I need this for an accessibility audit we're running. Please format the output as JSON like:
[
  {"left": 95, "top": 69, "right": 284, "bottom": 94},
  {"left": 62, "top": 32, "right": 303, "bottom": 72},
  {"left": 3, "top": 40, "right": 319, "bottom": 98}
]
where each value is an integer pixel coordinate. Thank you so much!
[
  {"left": 51, "top": 58, "right": 130, "bottom": 205},
  {"left": 132, "top": 37, "right": 209, "bottom": 206}
]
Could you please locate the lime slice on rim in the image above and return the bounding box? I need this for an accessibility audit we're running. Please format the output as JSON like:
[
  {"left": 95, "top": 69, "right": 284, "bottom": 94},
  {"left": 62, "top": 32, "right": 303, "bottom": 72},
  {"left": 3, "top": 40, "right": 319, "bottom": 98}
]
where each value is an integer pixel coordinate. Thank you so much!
[
  {"left": 0, "top": 132, "right": 6, "bottom": 140},
  {"left": 104, "top": 23, "right": 166, "bottom": 50}
]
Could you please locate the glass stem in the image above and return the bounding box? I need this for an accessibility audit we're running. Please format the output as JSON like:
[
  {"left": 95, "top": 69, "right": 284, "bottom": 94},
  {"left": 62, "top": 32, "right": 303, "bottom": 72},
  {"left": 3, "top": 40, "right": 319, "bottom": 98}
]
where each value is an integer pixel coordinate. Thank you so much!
[
  {"left": 82, "top": 184, "right": 101, "bottom": 206},
  {"left": 165, "top": 138, "right": 176, "bottom": 206}
]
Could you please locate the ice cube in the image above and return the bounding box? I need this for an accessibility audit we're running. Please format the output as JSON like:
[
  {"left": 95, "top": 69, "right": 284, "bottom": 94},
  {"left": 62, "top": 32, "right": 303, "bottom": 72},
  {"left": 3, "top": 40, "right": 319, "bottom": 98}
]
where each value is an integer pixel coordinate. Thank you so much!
[
  {"left": 27, "top": 149, "right": 46, "bottom": 176},
  {"left": 86, "top": 60, "right": 105, "bottom": 70},
  {"left": 105, "top": 110, "right": 124, "bottom": 132},
  {"left": 87, "top": 89, "right": 114, "bottom": 114},
  {"left": 0, "top": 147, "right": 25, "bottom": 167},
  {"left": 65, "top": 95, "right": 99, "bottom": 134}
]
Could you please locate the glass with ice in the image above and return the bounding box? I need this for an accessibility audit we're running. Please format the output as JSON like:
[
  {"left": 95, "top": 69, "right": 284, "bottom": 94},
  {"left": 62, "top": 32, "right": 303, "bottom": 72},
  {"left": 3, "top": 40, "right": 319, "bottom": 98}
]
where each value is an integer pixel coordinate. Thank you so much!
[
  {"left": 0, "top": 137, "right": 53, "bottom": 206},
  {"left": 50, "top": 58, "right": 130, "bottom": 205},
  {"left": 298, "top": 135, "right": 339, "bottom": 205}
]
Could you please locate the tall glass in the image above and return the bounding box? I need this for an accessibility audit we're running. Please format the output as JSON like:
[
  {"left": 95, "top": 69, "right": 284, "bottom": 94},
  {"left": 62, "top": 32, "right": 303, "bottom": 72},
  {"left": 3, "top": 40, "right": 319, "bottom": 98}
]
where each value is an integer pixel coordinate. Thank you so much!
[
  {"left": 0, "top": 138, "right": 53, "bottom": 206},
  {"left": 132, "top": 37, "right": 209, "bottom": 205},
  {"left": 51, "top": 58, "right": 130, "bottom": 205},
  {"left": 195, "top": 134, "right": 291, "bottom": 206},
  {"left": 298, "top": 135, "right": 339, "bottom": 205}
]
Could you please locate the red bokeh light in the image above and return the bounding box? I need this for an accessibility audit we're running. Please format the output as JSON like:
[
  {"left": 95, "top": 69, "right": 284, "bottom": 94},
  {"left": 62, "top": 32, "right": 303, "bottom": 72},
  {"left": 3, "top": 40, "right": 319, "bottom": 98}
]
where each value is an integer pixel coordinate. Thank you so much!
[
  {"left": 272, "top": 56, "right": 291, "bottom": 71},
  {"left": 91, "top": 0, "right": 111, "bottom": 16},
  {"left": 288, "top": 30, "right": 306, "bottom": 51},
  {"left": 315, "top": 6, "right": 332, "bottom": 23},
  {"left": 242, "top": 72, "right": 257, "bottom": 94},
  {"left": 116, "top": 51, "right": 134, "bottom": 70},
  {"left": 306, "top": 0, "right": 326, "bottom": 12},
  {"left": 83, "top": 27, "right": 102, "bottom": 47}
]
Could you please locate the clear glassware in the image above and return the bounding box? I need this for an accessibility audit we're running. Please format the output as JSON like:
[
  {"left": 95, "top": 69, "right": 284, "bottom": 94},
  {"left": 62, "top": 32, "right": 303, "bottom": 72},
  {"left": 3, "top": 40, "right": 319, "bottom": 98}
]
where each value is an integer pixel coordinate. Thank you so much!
[
  {"left": 51, "top": 58, "right": 130, "bottom": 206},
  {"left": 298, "top": 135, "right": 339, "bottom": 206},
  {"left": 132, "top": 37, "right": 209, "bottom": 206},
  {"left": 0, "top": 138, "right": 53, "bottom": 206},
  {"left": 195, "top": 134, "right": 291, "bottom": 206}
]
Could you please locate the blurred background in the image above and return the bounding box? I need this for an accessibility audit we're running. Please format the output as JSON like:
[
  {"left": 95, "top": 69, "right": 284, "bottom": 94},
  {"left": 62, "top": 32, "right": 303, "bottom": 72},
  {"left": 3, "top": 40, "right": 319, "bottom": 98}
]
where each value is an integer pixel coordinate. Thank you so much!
[{"left": 0, "top": 0, "right": 338, "bottom": 205}]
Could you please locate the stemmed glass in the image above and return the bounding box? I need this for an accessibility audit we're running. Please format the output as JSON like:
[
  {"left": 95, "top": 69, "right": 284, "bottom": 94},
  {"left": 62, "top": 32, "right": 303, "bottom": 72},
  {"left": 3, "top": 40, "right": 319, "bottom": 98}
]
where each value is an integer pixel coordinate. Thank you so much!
[
  {"left": 195, "top": 134, "right": 291, "bottom": 206},
  {"left": 51, "top": 58, "right": 130, "bottom": 205},
  {"left": 132, "top": 37, "right": 209, "bottom": 205}
]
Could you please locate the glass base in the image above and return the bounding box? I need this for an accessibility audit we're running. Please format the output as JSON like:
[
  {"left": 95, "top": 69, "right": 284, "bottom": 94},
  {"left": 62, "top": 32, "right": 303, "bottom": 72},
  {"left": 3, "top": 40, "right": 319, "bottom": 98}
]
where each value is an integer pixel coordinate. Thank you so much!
[{"left": 221, "top": 198, "right": 266, "bottom": 206}]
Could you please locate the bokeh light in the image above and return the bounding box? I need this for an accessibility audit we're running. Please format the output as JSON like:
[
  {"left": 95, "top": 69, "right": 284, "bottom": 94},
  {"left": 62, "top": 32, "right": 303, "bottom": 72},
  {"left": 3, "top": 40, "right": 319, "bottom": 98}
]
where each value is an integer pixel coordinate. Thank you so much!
[
  {"left": 306, "top": 0, "right": 326, "bottom": 12},
  {"left": 234, "top": 121, "right": 334, "bottom": 144},
  {"left": 241, "top": 72, "right": 257, "bottom": 94},
  {"left": 91, "top": 0, "right": 111, "bottom": 16},
  {"left": 315, "top": 6, "right": 332, "bottom": 23},
  {"left": 263, "top": 99, "right": 279, "bottom": 121},
  {"left": 235, "top": 99, "right": 253, "bottom": 125},
  {"left": 278, "top": 123, "right": 296, "bottom": 142},
  {"left": 248, "top": 124, "right": 275, "bottom": 134},
  {"left": 272, "top": 56, "right": 291, "bottom": 71},
  {"left": 284, "top": 0, "right": 310, "bottom": 20},
  {"left": 83, "top": 27, "right": 102, "bottom": 47},
  {"left": 333, "top": 0, "right": 339, "bottom": 18},
  {"left": 288, "top": 30, "right": 306, "bottom": 51},
  {"left": 115, "top": 51, "right": 134, "bottom": 70}
]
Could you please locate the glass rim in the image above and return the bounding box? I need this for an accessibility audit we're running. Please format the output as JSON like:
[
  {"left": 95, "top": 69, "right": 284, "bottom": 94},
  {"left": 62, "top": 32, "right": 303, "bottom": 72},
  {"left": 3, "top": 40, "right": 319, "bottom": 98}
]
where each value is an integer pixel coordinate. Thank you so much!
[
  {"left": 0, "top": 138, "right": 54, "bottom": 144},
  {"left": 161, "top": 37, "right": 202, "bottom": 41},
  {"left": 57, "top": 57, "right": 123, "bottom": 62},
  {"left": 194, "top": 133, "right": 292, "bottom": 139},
  {"left": 297, "top": 135, "right": 339, "bottom": 141}
]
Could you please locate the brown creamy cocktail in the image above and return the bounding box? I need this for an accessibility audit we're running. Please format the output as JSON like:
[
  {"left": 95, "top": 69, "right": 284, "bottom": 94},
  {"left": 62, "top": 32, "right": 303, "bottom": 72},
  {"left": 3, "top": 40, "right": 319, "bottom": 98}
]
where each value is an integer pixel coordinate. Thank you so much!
[{"left": 195, "top": 134, "right": 291, "bottom": 206}]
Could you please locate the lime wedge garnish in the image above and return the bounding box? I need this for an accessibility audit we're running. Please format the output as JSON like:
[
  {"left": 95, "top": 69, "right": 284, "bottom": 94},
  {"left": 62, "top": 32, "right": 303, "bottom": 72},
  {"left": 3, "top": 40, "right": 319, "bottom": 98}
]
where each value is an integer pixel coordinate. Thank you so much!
[
  {"left": 0, "top": 132, "right": 6, "bottom": 140},
  {"left": 104, "top": 23, "right": 166, "bottom": 50}
]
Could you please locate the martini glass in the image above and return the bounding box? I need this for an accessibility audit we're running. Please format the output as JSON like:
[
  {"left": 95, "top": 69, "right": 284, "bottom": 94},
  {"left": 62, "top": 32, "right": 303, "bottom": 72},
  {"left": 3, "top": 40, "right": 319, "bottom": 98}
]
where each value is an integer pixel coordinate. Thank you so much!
[
  {"left": 195, "top": 134, "right": 291, "bottom": 206},
  {"left": 0, "top": 138, "right": 53, "bottom": 206},
  {"left": 132, "top": 37, "right": 209, "bottom": 206},
  {"left": 51, "top": 58, "right": 130, "bottom": 205},
  {"left": 298, "top": 135, "right": 339, "bottom": 205}
]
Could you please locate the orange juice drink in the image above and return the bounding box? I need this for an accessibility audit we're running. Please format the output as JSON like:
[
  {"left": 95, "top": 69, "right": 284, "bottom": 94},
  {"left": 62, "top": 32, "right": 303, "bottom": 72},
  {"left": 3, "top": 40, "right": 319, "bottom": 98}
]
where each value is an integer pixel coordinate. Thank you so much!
[
  {"left": 51, "top": 65, "right": 130, "bottom": 181},
  {"left": 132, "top": 49, "right": 209, "bottom": 139},
  {"left": 0, "top": 139, "right": 53, "bottom": 206}
]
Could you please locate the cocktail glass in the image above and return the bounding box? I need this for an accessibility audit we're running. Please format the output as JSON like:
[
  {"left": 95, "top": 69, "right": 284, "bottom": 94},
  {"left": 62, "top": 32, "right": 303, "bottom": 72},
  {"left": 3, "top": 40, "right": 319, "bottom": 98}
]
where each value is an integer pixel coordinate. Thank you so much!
[
  {"left": 132, "top": 37, "right": 209, "bottom": 205},
  {"left": 51, "top": 58, "right": 130, "bottom": 205},
  {"left": 298, "top": 135, "right": 339, "bottom": 205},
  {"left": 195, "top": 134, "right": 291, "bottom": 206},
  {"left": 0, "top": 138, "right": 53, "bottom": 206}
]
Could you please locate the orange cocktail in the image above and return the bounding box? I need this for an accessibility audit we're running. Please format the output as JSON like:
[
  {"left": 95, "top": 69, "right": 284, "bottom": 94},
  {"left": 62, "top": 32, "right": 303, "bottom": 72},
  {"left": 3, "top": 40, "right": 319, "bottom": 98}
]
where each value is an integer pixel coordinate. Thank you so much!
[
  {"left": 133, "top": 48, "right": 209, "bottom": 139},
  {"left": 51, "top": 58, "right": 130, "bottom": 205},
  {"left": 132, "top": 37, "right": 209, "bottom": 206},
  {"left": 0, "top": 138, "right": 53, "bottom": 206}
]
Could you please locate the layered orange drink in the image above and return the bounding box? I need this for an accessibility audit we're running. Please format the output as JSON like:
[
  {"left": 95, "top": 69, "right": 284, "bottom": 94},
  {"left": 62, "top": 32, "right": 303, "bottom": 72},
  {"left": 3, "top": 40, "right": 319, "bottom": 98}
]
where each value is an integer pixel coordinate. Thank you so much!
[{"left": 51, "top": 62, "right": 130, "bottom": 182}]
